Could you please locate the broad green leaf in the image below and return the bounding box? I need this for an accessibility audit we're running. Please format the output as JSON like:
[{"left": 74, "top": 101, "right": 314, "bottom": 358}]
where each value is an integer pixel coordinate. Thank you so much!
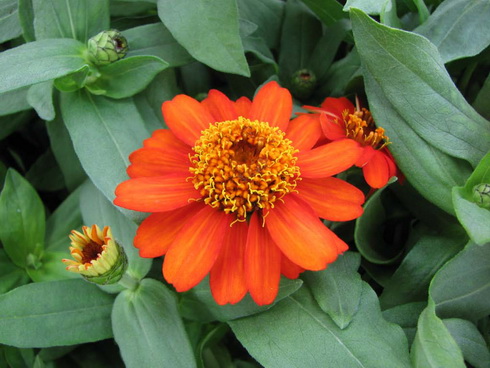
[
  {"left": 60, "top": 90, "right": 150, "bottom": 212},
  {"left": 3, "top": 347, "right": 35, "bottom": 368},
  {"left": 180, "top": 277, "right": 303, "bottom": 322},
  {"left": 25, "top": 149, "right": 65, "bottom": 192},
  {"left": 0, "top": 250, "right": 29, "bottom": 295},
  {"left": 0, "top": 39, "right": 88, "bottom": 94},
  {"left": 443, "top": 318, "right": 490, "bottom": 368},
  {"left": 32, "top": 0, "right": 109, "bottom": 42},
  {"left": 0, "top": 169, "right": 45, "bottom": 268},
  {"left": 123, "top": 23, "right": 193, "bottom": 67},
  {"left": 302, "top": 252, "right": 362, "bottom": 329},
  {"left": 79, "top": 181, "right": 152, "bottom": 281},
  {"left": 351, "top": 8, "right": 490, "bottom": 168},
  {"left": 27, "top": 251, "right": 78, "bottom": 282},
  {"left": 452, "top": 151, "right": 490, "bottom": 245},
  {"left": 473, "top": 73, "right": 490, "bottom": 120},
  {"left": 112, "top": 279, "right": 196, "bottom": 368},
  {"left": 344, "top": 0, "right": 386, "bottom": 14},
  {"left": 383, "top": 302, "right": 426, "bottom": 346},
  {"left": 0, "top": 87, "right": 30, "bottom": 117},
  {"left": 415, "top": 0, "right": 490, "bottom": 63},
  {"left": 300, "top": 0, "right": 348, "bottom": 26},
  {"left": 411, "top": 302, "right": 465, "bottom": 368},
  {"left": 46, "top": 115, "right": 86, "bottom": 192},
  {"left": 17, "top": 0, "right": 35, "bottom": 42},
  {"left": 380, "top": 231, "right": 467, "bottom": 309},
  {"left": 430, "top": 241, "right": 490, "bottom": 321},
  {"left": 157, "top": 0, "right": 250, "bottom": 76},
  {"left": 27, "top": 81, "right": 55, "bottom": 121},
  {"left": 0, "top": 279, "right": 114, "bottom": 348},
  {"left": 230, "top": 284, "right": 410, "bottom": 368},
  {"left": 0, "top": 0, "right": 22, "bottom": 43},
  {"left": 85, "top": 56, "right": 169, "bottom": 99}
]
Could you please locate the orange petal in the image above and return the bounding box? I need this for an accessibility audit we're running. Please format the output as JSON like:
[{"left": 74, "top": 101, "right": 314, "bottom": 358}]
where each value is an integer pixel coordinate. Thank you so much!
[
  {"left": 201, "top": 89, "right": 238, "bottom": 122},
  {"left": 248, "top": 81, "right": 292, "bottom": 132},
  {"left": 163, "top": 206, "right": 232, "bottom": 291},
  {"left": 285, "top": 114, "right": 323, "bottom": 152},
  {"left": 134, "top": 202, "right": 204, "bottom": 258},
  {"left": 210, "top": 221, "right": 248, "bottom": 305},
  {"left": 235, "top": 96, "right": 252, "bottom": 117},
  {"left": 319, "top": 97, "right": 355, "bottom": 116},
  {"left": 319, "top": 113, "right": 347, "bottom": 141},
  {"left": 297, "top": 177, "right": 364, "bottom": 221},
  {"left": 245, "top": 213, "right": 281, "bottom": 306},
  {"left": 281, "top": 254, "right": 304, "bottom": 279},
  {"left": 362, "top": 150, "right": 392, "bottom": 188},
  {"left": 127, "top": 147, "right": 190, "bottom": 178},
  {"left": 114, "top": 174, "right": 199, "bottom": 212},
  {"left": 266, "top": 194, "right": 346, "bottom": 270},
  {"left": 297, "top": 139, "right": 363, "bottom": 178},
  {"left": 162, "top": 94, "right": 215, "bottom": 146},
  {"left": 142, "top": 129, "right": 191, "bottom": 153}
]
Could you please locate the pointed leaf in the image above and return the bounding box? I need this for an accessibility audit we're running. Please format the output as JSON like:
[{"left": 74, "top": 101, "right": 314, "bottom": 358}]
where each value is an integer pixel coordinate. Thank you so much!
[
  {"left": 27, "top": 81, "right": 55, "bottom": 121},
  {"left": 300, "top": 0, "right": 348, "bottom": 26},
  {"left": 0, "top": 0, "right": 22, "bottom": 43}
]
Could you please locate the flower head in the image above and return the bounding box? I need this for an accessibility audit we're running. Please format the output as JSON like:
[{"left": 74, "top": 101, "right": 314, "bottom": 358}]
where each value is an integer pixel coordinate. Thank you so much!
[
  {"left": 304, "top": 97, "right": 399, "bottom": 188},
  {"left": 114, "top": 82, "right": 365, "bottom": 305},
  {"left": 473, "top": 183, "right": 490, "bottom": 209},
  {"left": 87, "top": 29, "right": 128, "bottom": 66},
  {"left": 62, "top": 225, "right": 127, "bottom": 284}
]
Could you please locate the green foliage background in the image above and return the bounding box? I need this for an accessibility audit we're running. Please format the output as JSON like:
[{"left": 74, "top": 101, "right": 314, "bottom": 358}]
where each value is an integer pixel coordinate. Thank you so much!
[{"left": 0, "top": 0, "right": 489, "bottom": 367}]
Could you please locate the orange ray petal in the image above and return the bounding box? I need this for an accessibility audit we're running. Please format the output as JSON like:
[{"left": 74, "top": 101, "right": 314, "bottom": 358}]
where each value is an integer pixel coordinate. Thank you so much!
[
  {"left": 319, "top": 113, "right": 347, "bottom": 141},
  {"left": 114, "top": 174, "right": 199, "bottom": 212},
  {"left": 162, "top": 94, "right": 215, "bottom": 146},
  {"left": 266, "top": 194, "right": 346, "bottom": 270},
  {"left": 245, "top": 213, "right": 282, "bottom": 306},
  {"left": 362, "top": 150, "right": 392, "bottom": 188},
  {"left": 163, "top": 206, "right": 232, "bottom": 291},
  {"left": 319, "top": 97, "right": 355, "bottom": 116},
  {"left": 297, "top": 177, "right": 365, "bottom": 221},
  {"left": 248, "top": 81, "right": 292, "bottom": 132},
  {"left": 142, "top": 129, "right": 191, "bottom": 154},
  {"left": 127, "top": 147, "right": 190, "bottom": 178},
  {"left": 235, "top": 96, "right": 252, "bottom": 117},
  {"left": 285, "top": 114, "right": 323, "bottom": 152},
  {"left": 281, "top": 254, "right": 304, "bottom": 279},
  {"left": 210, "top": 221, "right": 248, "bottom": 305},
  {"left": 134, "top": 202, "right": 204, "bottom": 258},
  {"left": 297, "top": 139, "right": 363, "bottom": 178},
  {"left": 201, "top": 89, "right": 238, "bottom": 122}
]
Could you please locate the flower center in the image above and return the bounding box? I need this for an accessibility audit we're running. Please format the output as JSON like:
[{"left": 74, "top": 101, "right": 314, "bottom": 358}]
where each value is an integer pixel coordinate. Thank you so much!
[
  {"left": 343, "top": 108, "right": 389, "bottom": 149},
  {"left": 190, "top": 116, "right": 300, "bottom": 221},
  {"left": 81, "top": 241, "right": 104, "bottom": 265}
]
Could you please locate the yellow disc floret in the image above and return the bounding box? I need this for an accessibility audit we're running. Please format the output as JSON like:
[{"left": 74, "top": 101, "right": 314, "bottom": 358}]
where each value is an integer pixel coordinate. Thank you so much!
[
  {"left": 343, "top": 108, "right": 390, "bottom": 149},
  {"left": 190, "top": 116, "right": 300, "bottom": 220}
]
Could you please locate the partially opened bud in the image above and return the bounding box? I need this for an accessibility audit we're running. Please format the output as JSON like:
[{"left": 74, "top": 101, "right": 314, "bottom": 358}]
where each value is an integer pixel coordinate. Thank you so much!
[
  {"left": 473, "top": 183, "right": 490, "bottom": 209},
  {"left": 62, "top": 225, "right": 127, "bottom": 285},
  {"left": 87, "top": 29, "right": 128, "bottom": 66}
]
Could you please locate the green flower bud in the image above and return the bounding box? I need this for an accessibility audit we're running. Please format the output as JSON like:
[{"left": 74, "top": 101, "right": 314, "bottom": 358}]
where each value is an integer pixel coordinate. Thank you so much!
[
  {"left": 62, "top": 225, "right": 128, "bottom": 285},
  {"left": 290, "top": 69, "right": 317, "bottom": 99},
  {"left": 472, "top": 183, "right": 490, "bottom": 209},
  {"left": 87, "top": 30, "right": 128, "bottom": 66}
]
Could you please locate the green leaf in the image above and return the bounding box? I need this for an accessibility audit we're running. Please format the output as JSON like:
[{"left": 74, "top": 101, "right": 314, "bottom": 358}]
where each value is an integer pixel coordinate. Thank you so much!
[
  {"left": 157, "top": 0, "right": 250, "bottom": 76},
  {"left": 320, "top": 48, "right": 362, "bottom": 96},
  {"left": 379, "top": 231, "right": 467, "bottom": 309},
  {"left": 430, "top": 241, "right": 490, "bottom": 321},
  {"left": 18, "top": 0, "right": 35, "bottom": 42},
  {"left": 0, "top": 0, "right": 22, "bottom": 43},
  {"left": 0, "top": 39, "right": 88, "bottom": 94},
  {"left": 383, "top": 302, "right": 426, "bottom": 346},
  {"left": 25, "top": 149, "right": 65, "bottom": 192},
  {"left": 0, "top": 87, "right": 31, "bottom": 117},
  {"left": 300, "top": 0, "right": 348, "bottom": 26},
  {"left": 0, "top": 279, "right": 114, "bottom": 348},
  {"left": 230, "top": 284, "right": 410, "bottom": 368},
  {"left": 443, "top": 318, "right": 490, "bottom": 368},
  {"left": 27, "top": 81, "right": 55, "bottom": 121},
  {"left": 27, "top": 251, "right": 78, "bottom": 282},
  {"left": 3, "top": 347, "right": 35, "bottom": 368},
  {"left": 79, "top": 181, "right": 152, "bottom": 281},
  {"left": 85, "top": 56, "right": 169, "bottom": 99},
  {"left": 415, "top": 0, "right": 490, "bottom": 63},
  {"left": 452, "top": 151, "right": 490, "bottom": 245},
  {"left": 302, "top": 252, "right": 362, "bottom": 329},
  {"left": 180, "top": 277, "right": 303, "bottom": 322},
  {"left": 112, "top": 279, "right": 196, "bottom": 368},
  {"left": 0, "top": 110, "right": 32, "bottom": 141},
  {"left": 32, "top": 0, "right": 109, "bottom": 42},
  {"left": 411, "top": 302, "right": 465, "bottom": 368},
  {"left": 351, "top": 8, "right": 490, "bottom": 168},
  {"left": 53, "top": 65, "right": 90, "bottom": 93},
  {"left": 123, "top": 23, "right": 193, "bottom": 67},
  {"left": 473, "top": 73, "right": 490, "bottom": 120},
  {"left": 0, "top": 250, "right": 29, "bottom": 295},
  {"left": 60, "top": 90, "right": 150, "bottom": 214},
  {"left": 0, "top": 169, "right": 45, "bottom": 268}
]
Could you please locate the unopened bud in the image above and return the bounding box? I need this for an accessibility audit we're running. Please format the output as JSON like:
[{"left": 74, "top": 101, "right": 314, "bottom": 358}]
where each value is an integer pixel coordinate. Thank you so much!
[
  {"left": 472, "top": 183, "right": 490, "bottom": 209},
  {"left": 290, "top": 69, "right": 317, "bottom": 99},
  {"left": 87, "top": 30, "right": 128, "bottom": 66}
]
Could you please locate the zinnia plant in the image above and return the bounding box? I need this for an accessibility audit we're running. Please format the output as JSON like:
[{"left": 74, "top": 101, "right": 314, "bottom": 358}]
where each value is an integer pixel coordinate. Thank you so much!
[{"left": 114, "top": 81, "right": 365, "bottom": 305}]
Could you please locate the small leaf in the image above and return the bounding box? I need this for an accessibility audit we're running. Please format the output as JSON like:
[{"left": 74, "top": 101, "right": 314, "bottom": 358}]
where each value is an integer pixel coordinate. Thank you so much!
[
  {"left": 53, "top": 65, "right": 91, "bottom": 93},
  {"left": 383, "top": 302, "right": 426, "bottom": 346},
  {"left": 157, "top": 0, "right": 250, "bottom": 76},
  {"left": 27, "top": 81, "right": 55, "bottom": 121},
  {"left": 25, "top": 149, "right": 65, "bottom": 192},
  {"left": 0, "top": 250, "right": 29, "bottom": 295},
  {"left": 300, "top": 0, "right": 348, "bottom": 26},
  {"left": 302, "top": 252, "right": 362, "bottom": 329},
  {"left": 112, "top": 279, "right": 197, "bottom": 368},
  {"left": 0, "top": 0, "right": 22, "bottom": 43},
  {"left": 0, "top": 169, "right": 45, "bottom": 268},
  {"left": 27, "top": 251, "right": 78, "bottom": 282},
  {"left": 0, "top": 279, "right": 114, "bottom": 348}
]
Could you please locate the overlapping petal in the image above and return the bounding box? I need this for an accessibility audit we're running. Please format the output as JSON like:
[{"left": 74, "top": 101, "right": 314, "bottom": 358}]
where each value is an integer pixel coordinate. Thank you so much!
[
  {"left": 127, "top": 147, "right": 190, "bottom": 178},
  {"left": 201, "top": 89, "right": 239, "bottom": 121},
  {"left": 362, "top": 150, "right": 393, "bottom": 188},
  {"left": 285, "top": 114, "right": 323, "bottom": 152}
]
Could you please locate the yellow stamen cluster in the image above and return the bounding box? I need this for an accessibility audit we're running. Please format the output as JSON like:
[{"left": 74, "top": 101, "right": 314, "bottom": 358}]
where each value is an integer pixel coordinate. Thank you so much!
[
  {"left": 343, "top": 108, "right": 389, "bottom": 149},
  {"left": 190, "top": 116, "right": 300, "bottom": 220}
]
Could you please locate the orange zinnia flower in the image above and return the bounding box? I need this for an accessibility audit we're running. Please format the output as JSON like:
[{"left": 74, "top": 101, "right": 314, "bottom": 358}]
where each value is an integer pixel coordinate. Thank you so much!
[
  {"left": 303, "top": 97, "right": 399, "bottom": 188},
  {"left": 114, "top": 82, "right": 365, "bottom": 305}
]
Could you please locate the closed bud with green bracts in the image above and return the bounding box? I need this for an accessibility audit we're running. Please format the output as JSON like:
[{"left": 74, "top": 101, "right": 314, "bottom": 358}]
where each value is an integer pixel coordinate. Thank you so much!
[
  {"left": 473, "top": 183, "right": 490, "bottom": 209},
  {"left": 290, "top": 69, "right": 317, "bottom": 100},
  {"left": 87, "top": 29, "right": 128, "bottom": 66}
]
